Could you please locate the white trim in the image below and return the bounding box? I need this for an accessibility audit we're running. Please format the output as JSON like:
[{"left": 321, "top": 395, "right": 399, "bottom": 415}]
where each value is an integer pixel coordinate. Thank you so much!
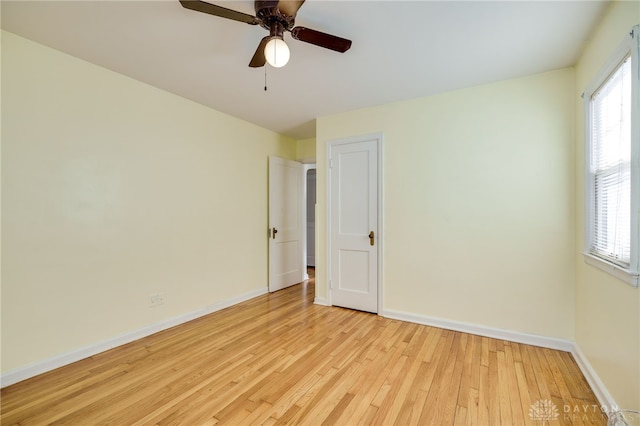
[
  {"left": 325, "top": 140, "right": 331, "bottom": 306},
  {"left": 0, "top": 287, "right": 268, "bottom": 388},
  {"left": 381, "top": 309, "right": 622, "bottom": 411},
  {"left": 582, "top": 26, "right": 637, "bottom": 99},
  {"left": 381, "top": 308, "right": 574, "bottom": 352},
  {"left": 313, "top": 297, "right": 330, "bottom": 306},
  {"left": 377, "top": 135, "right": 384, "bottom": 315},
  {"left": 2, "top": 288, "right": 620, "bottom": 413},
  {"left": 583, "top": 252, "right": 639, "bottom": 287},
  {"left": 583, "top": 25, "right": 640, "bottom": 287},
  {"left": 571, "top": 344, "right": 619, "bottom": 411},
  {"left": 630, "top": 25, "right": 640, "bottom": 282}
]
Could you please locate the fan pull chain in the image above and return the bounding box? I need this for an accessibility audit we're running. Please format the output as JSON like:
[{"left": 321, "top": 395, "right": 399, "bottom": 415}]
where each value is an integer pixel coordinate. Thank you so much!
[{"left": 264, "top": 66, "right": 268, "bottom": 91}]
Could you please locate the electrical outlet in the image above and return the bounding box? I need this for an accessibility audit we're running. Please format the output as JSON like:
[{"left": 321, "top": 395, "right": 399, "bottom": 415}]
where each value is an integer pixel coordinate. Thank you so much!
[{"left": 149, "top": 292, "right": 165, "bottom": 307}]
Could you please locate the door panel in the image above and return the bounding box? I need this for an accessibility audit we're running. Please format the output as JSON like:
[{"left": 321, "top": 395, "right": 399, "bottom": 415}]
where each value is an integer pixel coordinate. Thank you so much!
[
  {"left": 339, "top": 250, "right": 370, "bottom": 293},
  {"left": 329, "top": 137, "right": 379, "bottom": 313},
  {"left": 339, "top": 151, "right": 369, "bottom": 236},
  {"left": 269, "top": 156, "right": 304, "bottom": 292}
]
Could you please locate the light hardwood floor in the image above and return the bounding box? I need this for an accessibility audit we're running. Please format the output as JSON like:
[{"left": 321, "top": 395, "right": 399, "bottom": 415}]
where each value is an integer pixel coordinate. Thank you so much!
[{"left": 1, "top": 272, "right": 605, "bottom": 425}]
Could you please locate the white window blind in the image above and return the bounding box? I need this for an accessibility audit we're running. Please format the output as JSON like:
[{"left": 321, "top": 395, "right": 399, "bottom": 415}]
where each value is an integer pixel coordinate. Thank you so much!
[
  {"left": 583, "top": 25, "right": 639, "bottom": 286},
  {"left": 589, "top": 55, "right": 632, "bottom": 267}
]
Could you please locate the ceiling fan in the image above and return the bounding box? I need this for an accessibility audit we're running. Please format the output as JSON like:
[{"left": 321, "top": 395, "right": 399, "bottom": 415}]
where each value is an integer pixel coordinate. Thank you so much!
[{"left": 179, "top": 0, "right": 352, "bottom": 68}]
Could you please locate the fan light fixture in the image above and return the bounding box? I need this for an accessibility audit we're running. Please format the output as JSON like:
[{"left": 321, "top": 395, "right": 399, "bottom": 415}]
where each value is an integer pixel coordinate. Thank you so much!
[
  {"left": 180, "top": 0, "right": 352, "bottom": 69},
  {"left": 264, "top": 37, "right": 290, "bottom": 68}
]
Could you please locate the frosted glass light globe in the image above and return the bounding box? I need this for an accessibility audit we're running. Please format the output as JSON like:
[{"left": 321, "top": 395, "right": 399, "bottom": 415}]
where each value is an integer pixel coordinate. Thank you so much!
[{"left": 264, "top": 38, "right": 290, "bottom": 68}]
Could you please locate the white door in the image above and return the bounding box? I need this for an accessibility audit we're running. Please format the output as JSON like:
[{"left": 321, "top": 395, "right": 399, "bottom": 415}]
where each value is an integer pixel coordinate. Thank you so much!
[
  {"left": 269, "top": 156, "right": 304, "bottom": 292},
  {"left": 329, "top": 136, "right": 380, "bottom": 313}
]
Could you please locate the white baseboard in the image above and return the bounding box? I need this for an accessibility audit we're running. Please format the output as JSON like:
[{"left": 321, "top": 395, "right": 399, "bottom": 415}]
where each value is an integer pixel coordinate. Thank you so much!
[
  {"left": 3, "top": 292, "right": 618, "bottom": 413},
  {"left": 571, "top": 344, "right": 618, "bottom": 410},
  {"left": 1, "top": 287, "right": 268, "bottom": 388},
  {"left": 381, "top": 309, "right": 623, "bottom": 410},
  {"left": 381, "top": 308, "right": 574, "bottom": 351},
  {"left": 314, "top": 297, "right": 330, "bottom": 306}
]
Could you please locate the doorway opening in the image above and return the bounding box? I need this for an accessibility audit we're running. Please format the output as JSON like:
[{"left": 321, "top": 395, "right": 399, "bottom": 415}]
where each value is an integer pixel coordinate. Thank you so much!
[{"left": 304, "top": 165, "right": 316, "bottom": 279}]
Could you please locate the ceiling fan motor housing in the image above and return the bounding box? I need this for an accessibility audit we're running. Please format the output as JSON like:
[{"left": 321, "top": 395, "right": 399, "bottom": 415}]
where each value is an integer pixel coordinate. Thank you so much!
[{"left": 255, "top": 0, "right": 296, "bottom": 34}]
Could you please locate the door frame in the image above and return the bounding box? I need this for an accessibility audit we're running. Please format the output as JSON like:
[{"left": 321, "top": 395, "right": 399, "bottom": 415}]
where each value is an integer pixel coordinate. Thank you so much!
[{"left": 326, "top": 133, "right": 384, "bottom": 313}]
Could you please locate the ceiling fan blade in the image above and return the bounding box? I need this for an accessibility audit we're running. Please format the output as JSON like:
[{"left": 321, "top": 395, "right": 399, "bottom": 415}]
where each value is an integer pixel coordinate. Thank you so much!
[
  {"left": 180, "top": 0, "right": 258, "bottom": 25},
  {"left": 249, "top": 37, "right": 270, "bottom": 67},
  {"left": 290, "top": 27, "right": 351, "bottom": 53},
  {"left": 277, "top": 0, "right": 305, "bottom": 17}
]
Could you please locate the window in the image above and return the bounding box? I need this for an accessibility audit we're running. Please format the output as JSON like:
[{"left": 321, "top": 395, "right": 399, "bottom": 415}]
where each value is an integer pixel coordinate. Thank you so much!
[{"left": 584, "top": 26, "right": 639, "bottom": 287}]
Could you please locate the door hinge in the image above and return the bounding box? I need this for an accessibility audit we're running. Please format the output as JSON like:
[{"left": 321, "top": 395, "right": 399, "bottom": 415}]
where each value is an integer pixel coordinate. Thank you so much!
[{"left": 329, "top": 158, "right": 333, "bottom": 169}]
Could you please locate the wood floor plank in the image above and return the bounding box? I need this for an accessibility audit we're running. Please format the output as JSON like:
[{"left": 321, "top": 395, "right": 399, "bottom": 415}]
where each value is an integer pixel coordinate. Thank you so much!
[
  {"left": 341, "top": 323, "right": 408, "bottom": 424},
  {"left": 488, "top": 348, "right": 502, "bottom": 425},
  {"left": 478, "top": 362, "right": 491, "bottom": 426},
  {"left": 515, "top": 360, "right": 535, "bottom": 426},
  {"left": 1, "top": 275, "right": 604, "bottom": 425},
  {"left": 457, "top": 333, "right": 474, "bottom": 411},
  {"left": 321, "top": 392, "right": 356, "bottom": 426},
  {"left": 504, "top": 343, "right": 525, "bottom": 424},
  {"left": 379, "top": 328, "right": 432, "bottom": 425},
  {"left": 418, "top": 331, "right": 457, "bottom": 425},
  {"left": 496, "top": 348, "right": 514, "bottom": 424},
  {"left": 441, "top": 333, "right": 467, "bottom": 423}
]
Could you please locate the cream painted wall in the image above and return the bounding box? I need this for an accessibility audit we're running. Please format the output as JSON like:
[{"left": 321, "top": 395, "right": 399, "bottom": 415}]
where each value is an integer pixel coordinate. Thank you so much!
[
  {"left": 1, "top": 31, "right": 295, "bottom": 373},
  {"left": 574, "top": 2, "right": 640, "bottom": 410},
  {"left": 296, "top": 137, "right": 316, "bottom": 162},
  {"left": 316, "top": 69, "right": 576, "bottom": 340}
]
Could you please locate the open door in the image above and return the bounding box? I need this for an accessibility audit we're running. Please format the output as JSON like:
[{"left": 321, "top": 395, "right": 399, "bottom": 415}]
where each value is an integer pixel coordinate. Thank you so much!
[{"left": 269, "top": 156, "right": 304, "bottom": 292}]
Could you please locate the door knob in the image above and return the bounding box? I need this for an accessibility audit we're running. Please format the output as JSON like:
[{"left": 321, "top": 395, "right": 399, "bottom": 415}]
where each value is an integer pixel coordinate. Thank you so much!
[
  {"left": 369, "top": 231, "right": 375, "bottom": 246},
  {"left": 272, "top": 227, "right": 278, "bottom": 239}
]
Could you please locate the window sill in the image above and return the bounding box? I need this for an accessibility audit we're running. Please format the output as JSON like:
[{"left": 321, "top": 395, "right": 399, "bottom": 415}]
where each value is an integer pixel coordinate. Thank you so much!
[{"left": 582, "top": 253, "right": 639, "bottom": 287}]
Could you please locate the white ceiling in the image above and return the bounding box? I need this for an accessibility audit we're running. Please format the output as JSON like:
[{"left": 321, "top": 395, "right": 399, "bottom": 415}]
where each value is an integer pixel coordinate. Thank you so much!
[{"left": 1, "top": 0, "right": 609, "bottom": 139}]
